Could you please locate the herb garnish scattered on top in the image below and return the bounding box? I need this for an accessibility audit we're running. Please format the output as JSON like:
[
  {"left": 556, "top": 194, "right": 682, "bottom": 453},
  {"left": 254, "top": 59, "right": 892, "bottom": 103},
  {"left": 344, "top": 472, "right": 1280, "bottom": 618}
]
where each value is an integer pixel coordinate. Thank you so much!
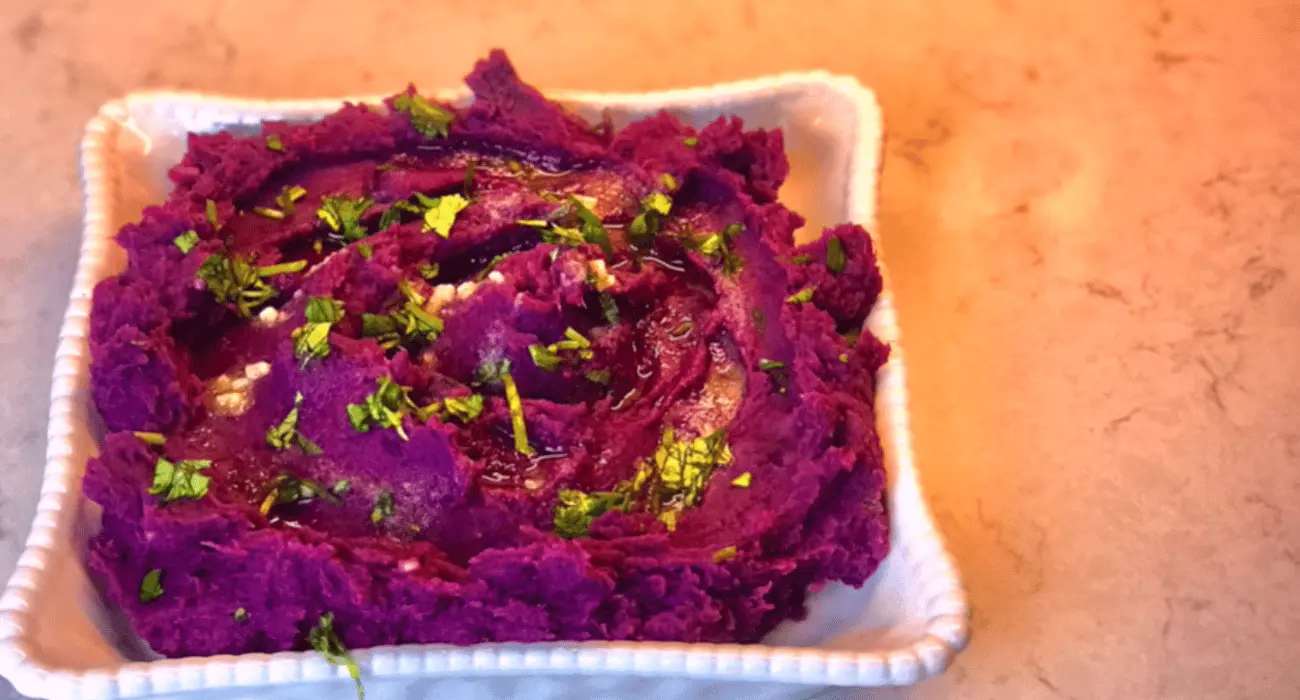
[
  {"left": 293, "top": 297, "right": 345, "bottom": 367},
  {"left": 140, "top": 569, "right": 163, "bottom": 603},
  {"left": 418, "top": 193, "right": 469, "bottom": 237},
  {"left": 149, "top": 456, "right": 212, "bottom": 502},
  {"left": 360, "top": 281, "right": 444, "bottom": 352},
  {"left": 134, "top": 431, "right": 166, "bottom": 446},
  {"left": 712, "top": 545, "right": 738, "bottom": 563},
  {"left": 346, "top": 376, "right": 439, "bottom": 441},
  {"left": 205, "top": 199, "right": 220, "bottom": 231},
  {"left": 826, "top": 235, "right": 847, "bottom": 274},
  {"left": 196, "top": 253, "right": 306, "bottom": 317},
  {"left": 683, "top": 136, "right": 699, "bottom": 147},
  {"left": 265, "top": 133, "right": 284, "bottom": 152},
  {"left": 266, "top": 392, "right": 323, "bottom": 454},
  {"left": 276, "top": 185, "right": 308, "bottom": 215},
  {"left": 688, "top": 222, "right": 745, "bottom": 276},
  {"left": 553, "top": 489, "right": 630, "bottom": 539},
  {"left": 568, "top": 196, "right": 613, "bottom": 257},
  {"left": 317, "top": 195, "right": 374, "bottom": 244},
  {"left": 173, "top": 230, "right": 199, "bottom": 254},
  {"left": 528, "top": 328, "right": 594, "bottom": 372},
  {"left": 393, "top": 92, "right": 453, "bottom": 139},
  {"left": 259, "top": 473, "right": 338, "bottom": 515},
  {"left": 628, "top": 192, "right": 673, "bottom": 248},
  {"left": 492, "top": 361, "right": 533, "bottom": 456},
  {"left": 308, "top": 613, "right": 365, "bottom": 700},
  {"left": 370, "top": 490, "right": 394, "bottom": 524},
  {"left": 786, "top": 286, "right": 816, "bottom": 304},
  {"left": 731, "top": 472, "right": 752, "bottom": 488}
]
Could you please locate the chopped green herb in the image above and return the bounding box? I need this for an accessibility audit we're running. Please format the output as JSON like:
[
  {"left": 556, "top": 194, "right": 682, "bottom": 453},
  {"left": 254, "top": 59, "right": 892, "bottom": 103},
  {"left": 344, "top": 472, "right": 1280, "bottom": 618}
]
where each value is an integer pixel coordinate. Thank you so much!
[
  {"left": 317, "top": 195, "right": 374, "bottom": 244},
  {"left": 292, "top": 297, "right": 345, "bottom": 367},
  {"left": 275, "top": 185, "right": 308, "bottom": 215},
  {"left": 149, "top": 457, "right": 212, "bottom": 502},
  {"left": 357, "top": 243, "right": 373, "bottom": 259},
  {"left": 377, "top": 199, "right": 421, "bottom": 231},
  {"left": 642, "top": 192, "right": 672, "bottom": 216},
  {"left": 266, "top": 392, "right": 322, "bottom": 455},
  {"left": 441, "top": 394, "right": 484, "bottom": 422},
  {"left": 417, "top": 193, "right": 469, "bottom": 237},
  {"left": 758, "top": 359, "right": 786, "bottom": 372},
  {"left": 584, "top": 368, "right": 611, "bottom": 385},
  {"left": 370, "top": 490, "right": 394, "bottom": 523},
  {"left": 346, "top": 377, "right": 418, "bottom": 440},
  {"left": 252, "top": 206, "right": 286, "bottom": 220},
  {"left": 359, "top": 284, "right": 444, "bottom": 353},
  {"left": 529, "top": 344, "right": 563, "bottom": 372},
  {"left": 569, "top": 196, "right": 612, "bottom": 257},
  {"left": 712, "top": 545, "right": 738, "bottom": 563},
  {"left": 541, "top": 224, "right": 586, "bottom": 247},
  {"left": 685, "top": 223, "right": 745, "bottom": 276},
  {"left": 555, "top": 327, "right": 591, "bottom": 351},
  {"left": 259, "top": 472, "right": 339, "bottom": 515},
  {"left": 205, "top": 199, "right": 220, "bottom": 230},
  {"left": 661, "top": 173, "right": 678, "bottom": 191},
  {"left": 173, "top": 230, "right": 199, "bottom": 254},
  {"left": 393, "top": 92, "right": 453, "bottom": 139},
  {"left": 265, "top": 133, "right": 284, "bottom": 152},
  {"left": 234, "top": 607, "right": 249, "bottom": 622},
  {"left": 331, "top": 479, "right": 351, "bottom": 495},
  {"left": 417, "top": 263, "right": 440, "bottom": 281},
  {"left": 731, "top": 472, "right": 752, "bottom": 488},
  {"left": 258, "top": 260, "right": 308, "bottom": 277},
  {"left": 475, "top": 358, "right": 511, "bottom": 385},
  {"left": 826, "top": 236, "right": 847, "bottom": 274},
  {"left": 308, "top": 613, "right": 364, "bottom": 700},
  {"left": 517, "top": 219, "right": 549, "bottom": 228},
  {"left": 670, "top": 321, "right": 693, "bottom": 339},
  {"left": 501, "top": 364, "right": 533, "bottom": 455},
  {"left": 786, "top": 287, "right": 816, "bottom": 304},
  {"left": 599, "top": 292, "right": 620, "bottom": 325},
  {"left": 789, "top": 254, "right": 812, "bottom": 265},
  {"left": 683, "top": 136, "right": 699, "bottom": 147},
  {"left": 553, "top": 489, "right": 629, "bottom": 539},
  {"left": 839, "top": 353, "right": 849, "bottom": 363},
  {"left": 650, "top": 427, "right": 732, "bottom": 510},
  {"left": 475, "top": 253, "right": 511, "bottom": 281},
  {"left": 134, "top": 431, "right": 166, "bottom": 446},
  {"left": 140, "top": 569, "right": 163, "bottom": 603}
]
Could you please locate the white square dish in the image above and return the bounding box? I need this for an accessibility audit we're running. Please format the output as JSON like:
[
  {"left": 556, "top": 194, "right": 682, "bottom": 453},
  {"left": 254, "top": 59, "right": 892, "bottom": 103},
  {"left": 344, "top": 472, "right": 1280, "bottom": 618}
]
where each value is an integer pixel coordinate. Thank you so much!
[{"left": 0, "top": 73, "right": 969, "bottom": 700}]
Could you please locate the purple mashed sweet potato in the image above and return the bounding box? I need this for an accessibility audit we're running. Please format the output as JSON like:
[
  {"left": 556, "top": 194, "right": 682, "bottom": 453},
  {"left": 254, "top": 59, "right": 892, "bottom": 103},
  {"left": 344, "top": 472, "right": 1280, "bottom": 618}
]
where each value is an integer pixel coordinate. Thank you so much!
[{"left": 83, "top": 50, "right": 891, "bottom": 658}]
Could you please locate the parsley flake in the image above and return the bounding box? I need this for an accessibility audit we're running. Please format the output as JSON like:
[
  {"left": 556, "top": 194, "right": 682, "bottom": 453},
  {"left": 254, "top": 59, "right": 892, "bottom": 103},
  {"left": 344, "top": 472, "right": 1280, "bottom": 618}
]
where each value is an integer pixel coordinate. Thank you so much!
[
  {"left": 140, "top": 569, "right": 163, "bottom": 603},
  {"left": 234, "top": 607, "right": 249, "bottom": 622},
  {"left": 827, "top": 236, "right": 847, "bottom": 274},
  {"left": 786, "top": 287, "right": 816, "bottom": 304},
  {"left": 650, "top": 427, "right": 732, "bottom": 511},
  {"left": 683, "top": 136, "right": 699, "bottom": 147},
  {"left": 529, "top": 328, "right": 594, "bottom": 371},
  {"left": 196, "top": 253, "right": 306, "bottom": 316},
  {"left": 712, "top": 546, "right": 738, "bottom": 563},
  {"left": 441, "top": 394, "right": 484, "bottom": 422},
  {"left": 252, "top": 206, "right": 286, "bottom": 220},
  {"left": 317, "top": 195, "right": 374, "bottom": 244},
  {"left": 370, "top": 490, "right": 394, "bottom": 524},
  {"left": 346, "top": 377, "right": 420, "bottom": 440},
  {"left": 331, "top": 479, "right": 351, "bottom": 495},
  {"left": 553, "top": 489, "right": 629, "bottom": 539},
  {"left": 529, "top": 344, "right": 563, "bottom": 372},
  {"left": 358, "top": 243, "right": 373, "bottom": 259},
  {"left": 584, "top": 368, "right": 611, "bottom": 385},
  {"left": 599, "top": 293, "right": 620, "bottom": 325},
  {"left": 417, "top": 263, "right": 440, "bottom": 281},
  {"left": 149, "top": 457, "right": 212, "bottom": 502},
  {"left": 173, "top": 231, "right": 199, "bottom": 254},
  {"left": 661, "top": 173, "right": 678, "bottom": 191},
  {"left": 758, "top": 359, "right": 786, "bottom": 372},
  {"left": 308, "top": 613, "right": 364, "bottom": 700},
  {"left": 259, "top": 472, "right": 338, "bottom": 515},
  {"left": 359, "top": 283, "right": 444, "bottom": 353},
  {"left": 731, "top": 472, "right": 752, "bottom": 488},
  {"left": 292, "top": 297, "right": 345, "bottom": 367},
  {"left": 569, "top": 196, "right": 612, "bottom": 257},
  {"left": 266, "top": 392, "right": 322, "bottom": 454},
  {"left": 500, "top": 363, "right": 533, "bottom": 456},
  {"left": 134, "top": 431, "right": 166, "bottom": 446},
  {"left": 275, "top": 185, "right": 308, "bottom": 215},
  {"left": 266, "top": 134, "right": 284, "bottom": 151},
  {"left": 205, "top": 200, "right": 220, "bottom": 231},
  {"left": 393, "top": 92, "right": 453, "bottom": 139},
  {"left": 417, "top": 193, "right": 469, "bottom": 237}
]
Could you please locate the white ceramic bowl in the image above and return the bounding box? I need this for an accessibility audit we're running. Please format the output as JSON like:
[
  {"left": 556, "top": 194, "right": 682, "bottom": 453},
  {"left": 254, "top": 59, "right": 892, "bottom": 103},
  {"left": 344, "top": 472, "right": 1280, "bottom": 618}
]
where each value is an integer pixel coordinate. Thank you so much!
[{"left": 0, "top": 73, "right": 969, "bottom": 700}]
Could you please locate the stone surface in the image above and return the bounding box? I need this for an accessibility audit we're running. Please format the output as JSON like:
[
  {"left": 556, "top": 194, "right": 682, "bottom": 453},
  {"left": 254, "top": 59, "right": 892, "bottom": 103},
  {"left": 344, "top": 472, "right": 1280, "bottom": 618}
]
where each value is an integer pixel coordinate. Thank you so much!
[{"left": 0, "top": 0, "right": 1297, "bottom": 698}]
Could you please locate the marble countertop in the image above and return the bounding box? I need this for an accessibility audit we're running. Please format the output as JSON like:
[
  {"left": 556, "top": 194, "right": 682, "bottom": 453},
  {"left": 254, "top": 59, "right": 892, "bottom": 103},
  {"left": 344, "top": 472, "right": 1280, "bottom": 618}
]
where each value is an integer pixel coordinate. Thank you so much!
[{"left": 1, "top": 0, "right": 1297, "bottom": 698}]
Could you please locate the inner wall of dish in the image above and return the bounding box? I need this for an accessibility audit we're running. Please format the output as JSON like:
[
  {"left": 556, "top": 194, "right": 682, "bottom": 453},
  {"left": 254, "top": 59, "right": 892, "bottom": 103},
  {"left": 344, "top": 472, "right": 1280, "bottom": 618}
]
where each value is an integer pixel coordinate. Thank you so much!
[{"left": 31, "top": 87, "right": 922, "bottom": 670}]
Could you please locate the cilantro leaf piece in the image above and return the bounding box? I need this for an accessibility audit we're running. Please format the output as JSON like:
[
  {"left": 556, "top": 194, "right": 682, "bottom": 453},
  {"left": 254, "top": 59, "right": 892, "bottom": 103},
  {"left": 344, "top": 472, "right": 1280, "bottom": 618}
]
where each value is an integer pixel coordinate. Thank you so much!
[
  {"left": 786, "top": 287, "right": 816, "bottom": 304},
  {"left": 149, "top": 457, "right": 212, "bottom": 502},
  {"left": 826, "top": 235, "right": 847, "bottom": 274},
  {"left": 357, "top": 243, "right": 373, "bottom": 259},
  {"left": 253, "top": 206, "right": 286, "bottom": 220},
  {"left": 293, "top": 297, "right": 345, "bottom": 367},
  {"left": 275, "top": 185, "right": 308, "bottom": 214},
  {"left": 134, "top": 431, "right": 166, "bottom": 446},
  {"left": 346, "top": 377, "right": 421, "bottom": 440},
  {"left": 541, "top": 225, "right": 586, "bottom": 247},
  {"left": 418, "top": 194, "right": 469, "bottom": 237},
  {"left": 643, "top": 193, "right": 672, "bottom": 216},
  {"left": 308, "top": 613, "right": 365, "bottom": 700},
  {"left": 259, "top": 472, "right": 340, "bottom": 515},
  {"left": 599, "top": 293, "right": 620, "bottom": 325},
  {"left": 205, "top": 200, "right": 220, "bottom": 231},
  {"left": 501, "top": 364, "right": 534, "bottom": 455},
  {"left": 393, "top": 92, "right": 453, "bottom": 139},
  {"left": 529, "top": 344, "right": 563, "bottom": 372},
  {"left": 757, "top": 359, "right": 786, "bottom": 372},
  {"left": 670, "top": 321, "right": 693, "bottom": 339},
  {"left": 649, "top": 427, "right": 732, "bottom": 510},
  {"left": 234, "top": 608, "right": 249, "bottom": 622},
  {"left": 370, "top": 490, "right": 394, "bottom": 524},
  {"left": 418, "top": 263, "right": 440, "bottom": 281},
  {"left": 712, "top": 545, "right": 738, "bottom": 563},
  {"left": 475, "top": 253, "right": 511, "bottom": 281},
  {"left": 266, "top": 392, "right": 323, "bottom": 455},
  {"left": 173, "top": 230, "right": 199, "bottom": 254},
  {"left": 475, "top": 358, "right": 511, "bottom": 385},
  {"left": 584, "top": 369, "right": 611, "bottom": 385},
  {"left": 553, "top": 489, "right": 629, "bottom": 539},
  {"left": 569, "top": 196, "right": 612, "bottom": 257},
  {"left": 517, "top": 219, "right": 549, "bottom": 228},
  {"left": 661, "top": 173, "right": 678, "bottom": 191},
  {"left": 442, "top": 394, "right": 484, "bottom": 422},
  {"left": 731, "top": 472, "right": 752, "bottom": 488},
  {"left": 305, "top": 297, "right": 345, "bottom": 324},
  {"left": 359, "top": 285, "right": 444, "bottom": 353},
  {"left": 317, "top": 195, "right": 374, "bottom": 244},
  {"left": 196, "top": 253, "right": 304, "bottom": 316},
  {"left": 331, "top": 479, "right": 351, "bottom": 495},
  {"left": 626, "top": 192, "right": 674, "bottom": 249},
  {"left": 683, "top": 136, "right": 698, "bottom": 147},
  {"left": 266, "top": 134, "right": 284, "bottom": 152},
  {"left": 140, "top": 569, "right": 163, "bottom": 604}
]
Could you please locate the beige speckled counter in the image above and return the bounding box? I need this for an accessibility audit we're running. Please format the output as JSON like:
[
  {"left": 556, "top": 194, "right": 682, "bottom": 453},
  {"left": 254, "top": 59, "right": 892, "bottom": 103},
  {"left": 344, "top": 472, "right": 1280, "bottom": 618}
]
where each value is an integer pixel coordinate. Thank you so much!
[{"left": 1, "top": 1, "right": 1296, "bottom": 698}]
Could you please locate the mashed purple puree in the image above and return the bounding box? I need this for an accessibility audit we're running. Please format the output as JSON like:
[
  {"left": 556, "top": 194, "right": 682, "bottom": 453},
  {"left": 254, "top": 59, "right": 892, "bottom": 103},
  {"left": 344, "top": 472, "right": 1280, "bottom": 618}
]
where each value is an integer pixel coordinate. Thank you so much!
[{"left": 83, "top": 50, "right": 891, "bottom": 658}]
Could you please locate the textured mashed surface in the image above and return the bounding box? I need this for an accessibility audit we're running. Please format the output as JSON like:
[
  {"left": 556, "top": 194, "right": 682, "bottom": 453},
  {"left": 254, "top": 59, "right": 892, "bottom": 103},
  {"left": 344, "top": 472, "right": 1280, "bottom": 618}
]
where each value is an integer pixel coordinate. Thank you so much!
[{"left": 83, "top": 50, "right": 891, "bottom": 656}]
